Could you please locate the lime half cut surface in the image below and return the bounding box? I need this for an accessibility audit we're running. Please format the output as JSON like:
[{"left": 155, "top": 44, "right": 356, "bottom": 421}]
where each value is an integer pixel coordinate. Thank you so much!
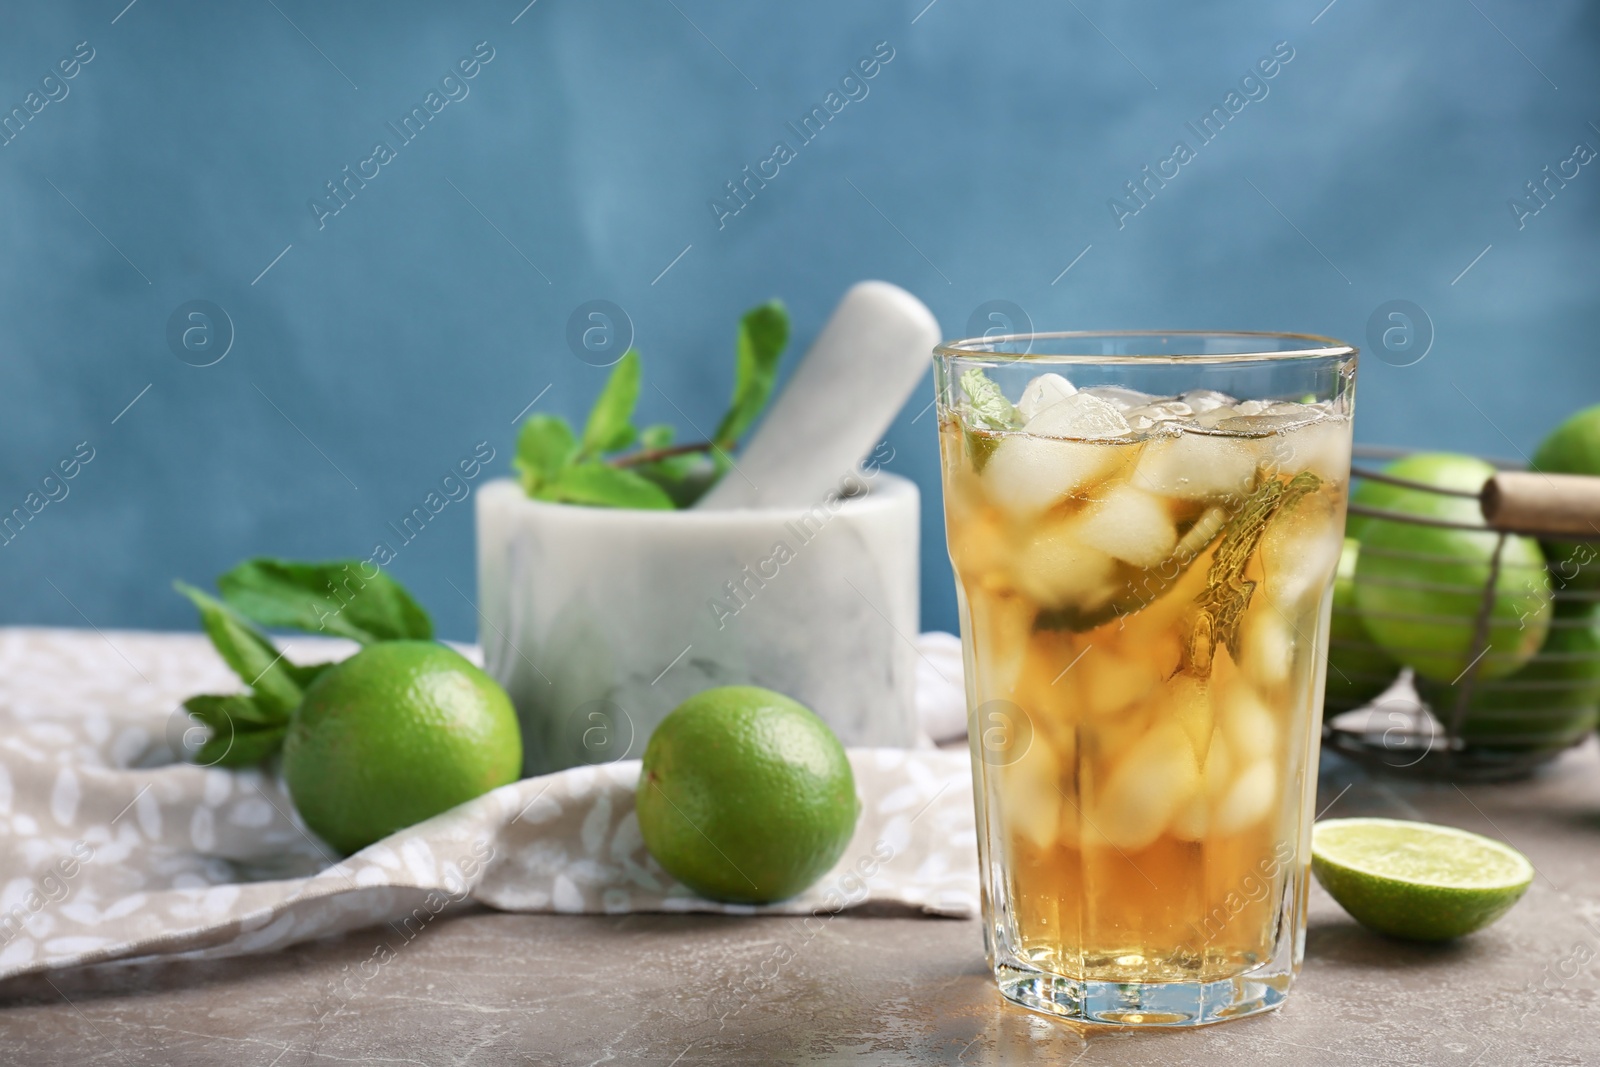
[{"left": 1311, "top": 817, "right": 1534, "bottom": 941}]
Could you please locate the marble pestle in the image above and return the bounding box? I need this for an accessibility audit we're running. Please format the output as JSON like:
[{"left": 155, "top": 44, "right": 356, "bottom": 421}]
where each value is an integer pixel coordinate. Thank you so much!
[{"left": 695, "top": 280, "right": 941, "bottom": 510}]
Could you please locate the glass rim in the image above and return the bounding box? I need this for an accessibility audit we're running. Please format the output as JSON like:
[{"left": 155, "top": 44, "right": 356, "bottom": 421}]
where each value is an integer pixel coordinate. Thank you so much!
[{"left": 934, "top": 329, "right": 1358, "bottom": 365}]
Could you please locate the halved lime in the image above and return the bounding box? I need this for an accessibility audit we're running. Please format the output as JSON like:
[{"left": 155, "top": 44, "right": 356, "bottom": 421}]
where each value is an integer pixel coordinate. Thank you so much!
[{"left": 1311, "top": 817, "right": 1533, "bottom": 941}]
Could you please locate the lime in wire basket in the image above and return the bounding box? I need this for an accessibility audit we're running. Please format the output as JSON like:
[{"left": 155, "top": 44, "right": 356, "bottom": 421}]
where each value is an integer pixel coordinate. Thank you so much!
[{"left": 1323, "top": 445, "right": 1600, "bottom": 781}]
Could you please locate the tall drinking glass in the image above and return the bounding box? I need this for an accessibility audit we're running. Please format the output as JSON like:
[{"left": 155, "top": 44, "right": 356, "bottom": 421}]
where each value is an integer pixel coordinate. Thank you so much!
[{"left": 934, "top": 332, "right": 1357, "bottom": 1026}]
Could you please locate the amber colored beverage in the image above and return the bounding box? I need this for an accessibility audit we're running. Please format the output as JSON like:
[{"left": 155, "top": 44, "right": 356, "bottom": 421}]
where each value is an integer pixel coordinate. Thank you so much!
[{"left": 935, "top": 333, "right": 1356, "bottom": 1026}]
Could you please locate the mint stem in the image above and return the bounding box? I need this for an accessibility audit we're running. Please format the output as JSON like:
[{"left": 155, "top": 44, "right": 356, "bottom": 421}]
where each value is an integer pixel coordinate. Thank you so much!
[{"left": 608, "top": 438, "right": 730, "bottom": 469}]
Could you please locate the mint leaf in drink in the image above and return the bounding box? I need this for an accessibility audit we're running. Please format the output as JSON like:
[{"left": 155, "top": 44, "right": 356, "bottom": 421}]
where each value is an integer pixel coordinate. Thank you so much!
[
  {"left": 639, "top": 423, "right": 675, "bottom": 451},
  {"left": 514, "top": 414, "right": 579, "bottom": 494},
  {"left": 183, "top": 694, "right": 289, "bottom": 767},
  {"left": 714, "top": 301, "right": 789, "bottom": 447},
  {"left": 582, "top": 349, "right": 642, "bottom": 457},
  {"left": 959, "top": 368, "right": 1021, "bottom": 431},
  {"left": 537, "top": 461, "right": 676, "bottom": 509},
  {"left": 1189, "top": 470, "right": 1322, "bottom": 672},
  {"left": 217, "top": 558, "right": 434, "bottom": 645},
  {"left": 174, "top": 582, "right": 304, "bottom": 714},
  {"left": 964, "top": 428, "right": 1001, "bottom": 472}
]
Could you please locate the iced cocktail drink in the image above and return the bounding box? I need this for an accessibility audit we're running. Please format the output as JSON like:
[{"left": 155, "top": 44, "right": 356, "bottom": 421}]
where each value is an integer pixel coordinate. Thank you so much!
[{"left": 935, "top": 333, "right": 1356, "bottom": 1026}]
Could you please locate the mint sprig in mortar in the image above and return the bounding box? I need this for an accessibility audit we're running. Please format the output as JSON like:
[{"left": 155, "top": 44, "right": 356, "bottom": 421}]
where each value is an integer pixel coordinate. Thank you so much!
[{"left": 514, "top": 301, "right": 790, "bottom": 509}]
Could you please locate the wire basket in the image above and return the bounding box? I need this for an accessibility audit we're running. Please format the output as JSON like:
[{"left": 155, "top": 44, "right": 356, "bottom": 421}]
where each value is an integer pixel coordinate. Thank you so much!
[{"left": 1323, "top": 445, "right": 1600, "bottom": 781}]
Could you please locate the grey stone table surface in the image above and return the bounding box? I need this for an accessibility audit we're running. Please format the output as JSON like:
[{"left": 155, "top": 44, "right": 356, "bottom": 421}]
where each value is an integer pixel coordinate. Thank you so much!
[{"left": 3, "top": 744, "right": 1599, "bottom": 1067}]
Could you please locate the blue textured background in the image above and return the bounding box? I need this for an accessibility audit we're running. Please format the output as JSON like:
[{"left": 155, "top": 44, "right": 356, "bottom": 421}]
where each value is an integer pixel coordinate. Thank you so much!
[{"left": 1, "top": 0, "right": 1596, "bottom": 639}]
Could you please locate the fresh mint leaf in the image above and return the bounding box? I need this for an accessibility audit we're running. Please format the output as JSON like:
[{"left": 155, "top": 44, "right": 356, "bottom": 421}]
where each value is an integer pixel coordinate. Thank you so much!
[
  {"left": 713, "top": 301, "right": 789, "bottom": 447},
  {"left": 200, "top": 725, "right": 287, "bottom": 768},
  {"left": 514, "top": 414, "right": 579, "bottom": 494},
  {"left": 184, "top": 692, "right": 284, "bottom": 727},
  {"left": 174, "top": 582, "right": 303, "bottom": 714},
  {"left": 581, "top": 349, "right": 642, "bottom": 457},
  {"left": 217, "top": 559, "right": 433, "bottom": 645},
  {"left": 634, "top": 452, "right": 721, "bottom": 508},
  {"left": 639, "top": 423, "right": 675, "bottom": 451},
  {"left": 285, "top": 660, "right": 335, "bottom": 691},
  {"left": 537, "top": 461, "right": 675, "bottom": 509},
  {"left": 184, "top": 694, "right": 289, "bottom": 767},
  {"left": 959, "top": 368, "right": 1021, "bottom": 431}
]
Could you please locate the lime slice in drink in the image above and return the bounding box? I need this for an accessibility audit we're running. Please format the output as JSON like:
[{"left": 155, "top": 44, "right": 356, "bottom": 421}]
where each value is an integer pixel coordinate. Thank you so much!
[{"left": 1311, "top": 817, "right": 1533, "bottom": 941}]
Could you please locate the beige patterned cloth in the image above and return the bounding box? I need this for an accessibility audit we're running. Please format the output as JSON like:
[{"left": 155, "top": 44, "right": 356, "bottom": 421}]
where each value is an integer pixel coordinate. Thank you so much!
[{"left": 0, "top": 628, "right": 978, "bottom": 983}]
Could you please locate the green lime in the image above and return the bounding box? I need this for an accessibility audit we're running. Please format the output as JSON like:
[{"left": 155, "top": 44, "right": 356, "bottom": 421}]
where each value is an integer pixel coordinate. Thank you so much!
[
  {"left": 284, "top": 641, "right": 522, "bottom": 854},
  {"left": 636, "top": 686, "right": 860, "bottom": 904},
  {"left": 1416, "top": 597, "right": 1600, "bottom": 753},
  {"left": 1325, "top": 538, "right": 1399, "bottom": 711},
  {"left": 1532, "top": 403, "right": 1600, "bottom": 591},
  {"left": 1351, "top": 453, "right": 1551, "bottom": 683},
  {"left": 1311, "top": 817, "right": 1533, "bottom": 941}
]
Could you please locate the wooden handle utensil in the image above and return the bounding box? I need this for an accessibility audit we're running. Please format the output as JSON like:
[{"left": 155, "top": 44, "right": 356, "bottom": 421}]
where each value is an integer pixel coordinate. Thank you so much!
[{"left": 1480, "top": 471, "right": 1600, "bottom": 538}]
